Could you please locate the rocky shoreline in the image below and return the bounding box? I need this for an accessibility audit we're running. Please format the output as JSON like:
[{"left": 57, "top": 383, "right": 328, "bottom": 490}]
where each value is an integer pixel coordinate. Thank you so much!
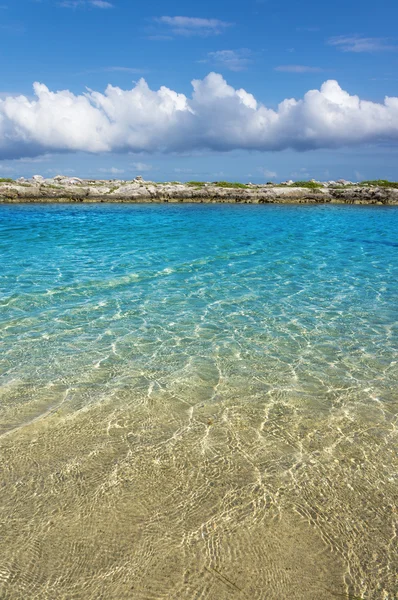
[{"left": 1, "top": 175, "right": 398, "bottom": 205}]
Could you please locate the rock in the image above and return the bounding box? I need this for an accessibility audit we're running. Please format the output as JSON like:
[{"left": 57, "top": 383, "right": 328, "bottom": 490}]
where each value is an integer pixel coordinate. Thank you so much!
[
  {"left": 1, "top": 175, "right": 397, "bottom": 206},
  {"left": 114, "top": 183, "right": 144, "bottom": 195}
]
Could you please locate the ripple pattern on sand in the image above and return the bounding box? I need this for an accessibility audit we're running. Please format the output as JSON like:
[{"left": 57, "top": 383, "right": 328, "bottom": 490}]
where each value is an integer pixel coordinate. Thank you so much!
[{"left": 0, "top": 203, "right": 397, "bottom": 599}]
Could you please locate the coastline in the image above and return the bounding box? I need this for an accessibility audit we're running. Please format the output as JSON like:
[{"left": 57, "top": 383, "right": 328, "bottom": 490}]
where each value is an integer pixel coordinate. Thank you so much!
[{"left": 1, "top": 178, "right": 398, "bottom": 205}]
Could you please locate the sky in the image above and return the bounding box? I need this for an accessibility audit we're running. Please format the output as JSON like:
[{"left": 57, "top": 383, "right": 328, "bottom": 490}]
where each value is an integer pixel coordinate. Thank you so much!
[{"left": 0, "top": 0, "right": 397, "bottom": 182}]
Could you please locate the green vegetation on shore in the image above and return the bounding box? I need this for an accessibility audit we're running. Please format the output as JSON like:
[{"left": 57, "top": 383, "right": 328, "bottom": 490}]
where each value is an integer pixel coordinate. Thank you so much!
[
  {"left": 359, "top": 180, "right": 398, "bottom": 188},
  {"left": 1, "top": 177, "right": 398, "bottom": 191},
  {"left": 289, "top": 181, "right": 323, "bottom": 189},
  {"left": 271, "top": 180, "right": 324, "bottom": 189},
  {"left": 214, "top": 181, "right": 250, "bottom": 189},
  {"left": 186, "top": 181, "right": 251, "bottom": 189},
  {"left": 186, "top": 181, "right": 206, "bottom": 187}
]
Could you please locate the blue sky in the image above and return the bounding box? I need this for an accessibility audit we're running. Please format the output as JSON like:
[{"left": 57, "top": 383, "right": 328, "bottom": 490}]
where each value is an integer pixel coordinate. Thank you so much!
[{"left": 0, "top": 0, "right": 397, "bottom": 182}]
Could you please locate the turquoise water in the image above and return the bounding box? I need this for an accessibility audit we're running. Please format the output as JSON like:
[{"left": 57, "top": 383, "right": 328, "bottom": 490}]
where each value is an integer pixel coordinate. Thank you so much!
[{"left": 0, "top": 203, "right": 397, "bottom": 599}]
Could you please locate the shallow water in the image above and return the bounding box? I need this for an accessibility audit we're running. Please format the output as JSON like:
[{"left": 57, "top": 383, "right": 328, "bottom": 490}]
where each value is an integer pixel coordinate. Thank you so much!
[{"left": 0, "top": 203, "right": 397, "bottom": 599}]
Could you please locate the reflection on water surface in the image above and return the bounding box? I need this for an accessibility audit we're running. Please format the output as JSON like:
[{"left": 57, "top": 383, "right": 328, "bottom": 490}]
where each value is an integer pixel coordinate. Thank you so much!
[{"left": 0, "top": 204, "right": 397, "bottom": 599}]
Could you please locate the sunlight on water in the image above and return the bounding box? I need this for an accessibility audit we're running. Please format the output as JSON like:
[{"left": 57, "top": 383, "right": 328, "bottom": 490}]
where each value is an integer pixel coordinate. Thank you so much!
[{"left": 0, "top": 203, "right": 397, "bottom": 599}]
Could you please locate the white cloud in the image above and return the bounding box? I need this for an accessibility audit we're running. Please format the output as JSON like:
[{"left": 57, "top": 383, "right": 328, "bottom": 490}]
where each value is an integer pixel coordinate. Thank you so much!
[
  {"left": 1, "top": 73, "right": 398, "bottom": 159},
  {"left": 59, "top": 0, "right": 113, "bottom": 8},
  {"left": 205, "top": 49, "right": 252, "bottom": 71},
  {"left": 155, "top": 16, "right": 231, "bottom": 36},
  {"left": 16, "top": 154, "right": 53, "bottom": 163},
  {"left": 328, "top": 36, "right": 397, "bottom": 53},
  {"left": 174, "top": 168, "right": 193, "bottom": 174},
  {"left": 258, "top": 168, "right": 277, "bottom": 179},
  {"left": 275, "top": 65, "right": 323, "bottom": 73},
  {"left": 0, "top": 92, "right": 26, "bottom": 100},
  {"left": 98, "top": 166, "right": 124, "bottom": 174},
  {"left": 90, "top": 0, "right": 113, "bottom": 7},
  {"left": 131, "top": 162, "right": 152, "bottom": 171}
]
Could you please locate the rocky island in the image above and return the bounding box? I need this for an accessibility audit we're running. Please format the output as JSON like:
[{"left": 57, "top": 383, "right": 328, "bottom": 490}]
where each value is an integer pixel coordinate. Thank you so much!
[{"left": 1, "top": 175, "right": 398, "bottom": 205}]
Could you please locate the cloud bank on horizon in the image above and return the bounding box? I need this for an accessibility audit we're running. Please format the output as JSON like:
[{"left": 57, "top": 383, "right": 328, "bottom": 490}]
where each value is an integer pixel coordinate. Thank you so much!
[{"left": 1, "top": 73, "right": 398, "bottom": 160}]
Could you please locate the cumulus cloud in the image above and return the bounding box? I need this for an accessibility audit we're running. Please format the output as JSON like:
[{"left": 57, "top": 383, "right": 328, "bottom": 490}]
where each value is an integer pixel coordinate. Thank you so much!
[{"left": 1, "top": 73, "right": 398, "bottom": 159}]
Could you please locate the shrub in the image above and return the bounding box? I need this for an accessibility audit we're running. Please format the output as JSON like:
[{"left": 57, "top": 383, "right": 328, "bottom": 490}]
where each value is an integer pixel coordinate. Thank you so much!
[
  {"left": 213, "top": 181, "right": 250, "bottom": 189},
  {"left": 290, "top": 181, "right": 323, "bottom": 189},
  {"left": 359, "top": 180, "right": 398, "bottom": 188}
]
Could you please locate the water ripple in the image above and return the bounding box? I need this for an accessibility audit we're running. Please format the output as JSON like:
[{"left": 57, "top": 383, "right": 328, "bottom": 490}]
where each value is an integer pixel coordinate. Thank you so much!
[{"left": 0, "top": 203, "right": 397, "bottom": 599}]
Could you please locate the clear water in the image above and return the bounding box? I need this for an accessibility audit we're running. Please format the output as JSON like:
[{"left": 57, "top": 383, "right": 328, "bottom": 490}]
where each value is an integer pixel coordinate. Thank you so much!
[{"left": 0, "top": 203, "right": 397, "bottom": 599}]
